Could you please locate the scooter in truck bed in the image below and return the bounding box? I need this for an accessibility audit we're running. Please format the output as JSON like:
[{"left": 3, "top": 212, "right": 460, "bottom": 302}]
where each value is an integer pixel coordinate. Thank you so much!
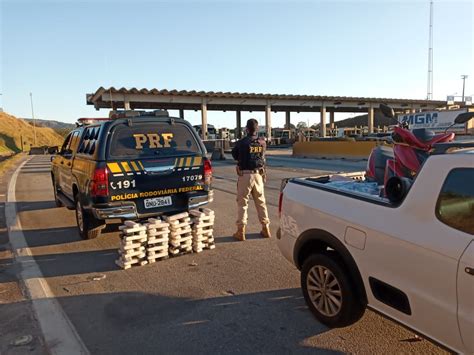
[{"left": 366, "top": 104, "right": 474, "bottom": 193}]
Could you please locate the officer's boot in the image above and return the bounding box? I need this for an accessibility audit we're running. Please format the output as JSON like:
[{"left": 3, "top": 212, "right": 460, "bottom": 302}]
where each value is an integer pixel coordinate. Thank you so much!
[
  {"left": 260, "top": 224, "right": 271, "bottom": 238},
  {"left": 233, "top": 225, "right": 246, "bottom": 241}
]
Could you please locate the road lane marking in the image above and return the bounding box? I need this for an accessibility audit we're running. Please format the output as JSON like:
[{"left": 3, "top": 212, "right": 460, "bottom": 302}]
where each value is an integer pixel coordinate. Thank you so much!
[{"left": 6, "top": 157, "right": 89, "bottom": 355}]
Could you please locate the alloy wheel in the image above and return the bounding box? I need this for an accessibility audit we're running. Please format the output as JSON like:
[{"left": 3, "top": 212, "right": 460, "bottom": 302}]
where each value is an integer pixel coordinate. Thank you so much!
[{"left": 306, "top": 265, "right": 343, "bottom": 317}]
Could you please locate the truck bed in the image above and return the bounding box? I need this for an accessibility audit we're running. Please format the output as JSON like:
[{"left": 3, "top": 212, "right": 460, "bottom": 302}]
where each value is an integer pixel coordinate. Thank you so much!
[{"left": 290, "top": 172, "right": 392, "bottom": 205}]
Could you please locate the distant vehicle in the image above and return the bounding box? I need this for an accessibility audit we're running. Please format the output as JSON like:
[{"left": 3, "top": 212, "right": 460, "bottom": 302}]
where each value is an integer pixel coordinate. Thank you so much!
[
  {"left": 193, "top": 124, "right": 217, "bottom": 140},
  {"left": 277, "top": 147, "right": 474, "bottom": 353},
  {"left": 51, "top": 110, "right": 213, "bottom": 239},
  {"left": 296, "top": 127, "right": 316, "bottom": 141},
  {"left": 272, "top": 128, "right": 295, "bottom": 144}
]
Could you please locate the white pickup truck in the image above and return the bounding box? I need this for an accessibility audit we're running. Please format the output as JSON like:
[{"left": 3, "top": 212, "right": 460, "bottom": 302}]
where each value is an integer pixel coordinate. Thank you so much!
[{"left": 277, "top": 148, "right": 473, "bottom": 353}]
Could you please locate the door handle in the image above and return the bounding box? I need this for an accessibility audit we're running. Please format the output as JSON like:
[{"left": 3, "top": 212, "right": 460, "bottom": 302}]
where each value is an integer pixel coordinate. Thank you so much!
[{"left": 465, "top": 267, "right": 474, "bottom": 276}]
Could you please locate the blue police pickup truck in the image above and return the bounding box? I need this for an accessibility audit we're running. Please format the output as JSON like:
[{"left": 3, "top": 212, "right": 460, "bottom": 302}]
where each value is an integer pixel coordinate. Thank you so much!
[{"left": 51, "top": 110, "right": 213, "bottom": 239}]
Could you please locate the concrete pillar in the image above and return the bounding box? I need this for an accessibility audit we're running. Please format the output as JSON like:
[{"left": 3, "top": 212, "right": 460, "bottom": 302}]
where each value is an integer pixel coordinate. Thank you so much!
[
  {"left": 236, "top": 111, "right": 242, "bottom": 139},
  {"left": 201, "top": 102, "right": 208, "bottom": 140},
  {"left": 368, "top": 104, "right": 374, "bottom": 134},
  {"left": 265, "top": 104, "right": 272, "bottom": 141},
  {"left": 124, "top": 99, "right": 131, "bottom": 110},
  {"left": 320, "top": 104, "right": 327, "bottom": 137},
  {"left": 179, "top": 109, "right": 184, "bottom": 118},
  {"left": 329, "top": 111, "right": 335, "bottom": 129},
  {"left": 285, "top": 111, "right": 291, "bottom": 129}
]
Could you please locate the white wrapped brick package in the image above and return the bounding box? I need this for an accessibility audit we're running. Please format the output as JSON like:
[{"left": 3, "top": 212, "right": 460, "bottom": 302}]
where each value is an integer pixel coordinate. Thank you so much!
[
  {"left": 116, "top": 209, "right": 215, "bottom": 268},
  {"left": 116, "top": 221, "right": 149, "bottom": 269},
  {"left": 190, "top": 208, "right": 216, "bottom": 253},
  {"left": 165, "top": 212, "right": 193, "bottom": 256},
  {"left": 145, "top": 217, "right": 170, "bottom": 263}
]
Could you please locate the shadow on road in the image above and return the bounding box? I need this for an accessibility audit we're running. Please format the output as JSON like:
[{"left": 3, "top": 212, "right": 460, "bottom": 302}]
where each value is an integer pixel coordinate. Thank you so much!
[
  {"left": 215, "top": 233, "right": 265, "bottom": 244},
  {"left": 16, "top": 200, "right": 58, "bottom": 213},
  {"left": 0, "top": 248, "right": 118, "bottom": 283},
  {"left": 1, "top": 289, "right": 338, "bottom": 354},
  {"left": 21, "top": 226, "right": 81, "bottom": 247},
  {"left": 30, "top": 249, "right": 119, "bottom": 278}
]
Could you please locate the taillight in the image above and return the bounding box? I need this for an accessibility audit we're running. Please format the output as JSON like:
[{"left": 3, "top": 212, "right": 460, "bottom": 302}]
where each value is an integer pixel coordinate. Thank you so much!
[
  {"left": 90, "top": 167, "right": 109, "bottom": 197},
  {"left": 278, "top": 192, "right": 283, "bottom": 218},
  {"left": 278, "top": 179, "right": 288, "bottom": 218},
  {"left": 203, "top": 159, "right": 212, "bottom": 185}
]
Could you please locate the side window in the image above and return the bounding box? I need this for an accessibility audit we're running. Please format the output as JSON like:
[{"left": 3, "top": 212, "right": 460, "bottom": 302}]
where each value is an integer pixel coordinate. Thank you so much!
[
  {"left": 69, "top": 131, "right": 81, "bottom": 153},
  {"left": 61, "top": 133, "right": 73, "bottom": 153},
  {"left": 78, "top": 126, "right": 100, "bottom": 155},
  {"left": 436, "top": 168, "right": 474, "bottom": 235}
]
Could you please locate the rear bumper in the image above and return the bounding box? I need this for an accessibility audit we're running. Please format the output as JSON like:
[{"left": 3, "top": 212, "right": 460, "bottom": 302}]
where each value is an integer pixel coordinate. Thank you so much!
[
  {"left": 93, "top": 205, "right": 138, "bottom": 219},
  {"left": 189, "top": 189, "right": 214, "bottom": 208},
  {"left": 276, "top": 226, "right": 298, "bottom": 267},
  {"left": 91, "top": 190, "right": 214, "bottom": 220}
]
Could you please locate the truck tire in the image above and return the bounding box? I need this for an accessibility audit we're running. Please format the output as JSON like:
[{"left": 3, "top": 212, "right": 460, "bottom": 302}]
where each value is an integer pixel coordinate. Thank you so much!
[
  {"left": 75, "top": 195, "right": 105, "bottom": 240},
  {"left": 52, "top": 178, "right": 63, "bottom": 207},
  {"left": 301, "top": 253, "right": 365, "bottom": 328}
]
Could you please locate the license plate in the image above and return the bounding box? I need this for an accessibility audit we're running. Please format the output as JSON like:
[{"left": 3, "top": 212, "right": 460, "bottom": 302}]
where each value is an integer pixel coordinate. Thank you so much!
[{"left": 144, "top": 196, "right": 172, "bottom": 209}]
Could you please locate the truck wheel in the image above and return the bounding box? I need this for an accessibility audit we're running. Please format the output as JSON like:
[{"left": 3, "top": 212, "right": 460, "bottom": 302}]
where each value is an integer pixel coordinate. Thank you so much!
[
  {"left": 301, "top": 253, "right": 365, "bottom": 328},
  {"left": 52, "top": 179, "right": 63, "bottom": 207},
  {"left": 75, "top": 195, "right": 105, "bottom": 240}
]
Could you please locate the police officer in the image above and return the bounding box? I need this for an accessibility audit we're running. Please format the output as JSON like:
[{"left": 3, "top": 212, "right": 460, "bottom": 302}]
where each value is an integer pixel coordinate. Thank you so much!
[{"left": 231, "top": 119, "right": 271, "bottom": 241}]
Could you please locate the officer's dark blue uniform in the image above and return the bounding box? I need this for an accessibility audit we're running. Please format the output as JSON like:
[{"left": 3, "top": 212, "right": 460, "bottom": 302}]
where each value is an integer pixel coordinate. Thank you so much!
[{"left": 231, "top": 119, "right": 271, "bottom": 241}]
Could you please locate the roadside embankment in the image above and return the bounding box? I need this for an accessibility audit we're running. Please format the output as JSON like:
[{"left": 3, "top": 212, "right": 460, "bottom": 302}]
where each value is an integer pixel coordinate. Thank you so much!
[
  {"left": 0, "top": 153, "right": 28, "bottom": 176},
  {"left": 0, "top": 111, "right": 64, "bottom": 154}
]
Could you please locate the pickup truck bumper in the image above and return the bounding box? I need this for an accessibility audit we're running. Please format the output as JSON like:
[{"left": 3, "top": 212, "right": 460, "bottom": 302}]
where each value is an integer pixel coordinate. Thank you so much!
[{"left": 91, "top": 190, "right": 214, "bottom": 220}]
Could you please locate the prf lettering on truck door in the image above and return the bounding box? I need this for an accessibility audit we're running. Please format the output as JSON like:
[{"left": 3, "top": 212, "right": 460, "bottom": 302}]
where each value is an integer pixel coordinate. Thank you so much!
[{"left": 133, "top": 133, "right": 174, "bottom": 149}]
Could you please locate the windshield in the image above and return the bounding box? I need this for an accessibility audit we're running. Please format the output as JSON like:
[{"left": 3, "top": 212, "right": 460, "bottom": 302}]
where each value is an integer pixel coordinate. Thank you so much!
[{"left": 108, "top": 121, "right": 201, "bottom": 159}]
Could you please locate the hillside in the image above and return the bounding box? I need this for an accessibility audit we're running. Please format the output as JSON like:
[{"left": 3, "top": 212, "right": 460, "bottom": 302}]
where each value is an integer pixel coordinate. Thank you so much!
[
  {"left": 0, "top": 112, "right": 65, "bottom": 154},
  {"left": 24, "top": 118, "right": 75, "bottom": 137},
  {"left": 335, "top": 111, "right": 392, "bottom": 128},
  {"left": 24, "top": 118, "right": 75, "bottom": 131}
]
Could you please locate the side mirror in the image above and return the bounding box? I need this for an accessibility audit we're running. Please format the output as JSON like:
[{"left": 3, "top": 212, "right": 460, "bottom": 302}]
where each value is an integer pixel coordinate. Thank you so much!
[
  {"left": 379, "top": 104, "right": 395, "bottom": 118},
  {"left": 454, "top": 112, "right": 474, "bottom": 124}
]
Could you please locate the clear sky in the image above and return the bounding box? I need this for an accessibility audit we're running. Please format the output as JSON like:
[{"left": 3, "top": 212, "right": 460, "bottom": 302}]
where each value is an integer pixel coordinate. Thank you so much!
[{"left": 1, "top": 0, "right": 473, "bottom": 128}]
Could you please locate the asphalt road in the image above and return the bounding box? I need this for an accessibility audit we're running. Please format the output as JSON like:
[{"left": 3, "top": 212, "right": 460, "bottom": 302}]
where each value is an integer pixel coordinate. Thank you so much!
[{"left": 1, "top": 155, "right": 447, "bottom": 354}]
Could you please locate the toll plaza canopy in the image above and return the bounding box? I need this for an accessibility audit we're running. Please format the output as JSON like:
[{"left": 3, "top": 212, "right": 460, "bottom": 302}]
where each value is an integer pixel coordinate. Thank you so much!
[{"left": 86, "top": 87, "right": 450, "bottom": 139}]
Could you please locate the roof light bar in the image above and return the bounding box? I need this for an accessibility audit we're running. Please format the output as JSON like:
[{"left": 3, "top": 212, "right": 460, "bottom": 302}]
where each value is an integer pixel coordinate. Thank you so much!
[
  {"left": 77, "top": 117, "right": 111, "bottom": 126},
  {"left": 108, "top": 110, "right": 169, "bottom": 119}
]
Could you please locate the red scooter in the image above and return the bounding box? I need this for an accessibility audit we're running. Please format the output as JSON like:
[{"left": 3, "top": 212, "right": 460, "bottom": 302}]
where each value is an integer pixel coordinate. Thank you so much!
[{"left": 366, "top": 104, "right": 474, "bottom": 190}]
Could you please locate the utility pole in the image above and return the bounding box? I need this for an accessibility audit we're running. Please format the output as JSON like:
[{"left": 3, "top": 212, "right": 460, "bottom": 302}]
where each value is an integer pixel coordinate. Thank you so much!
[
  {"left": 426, "top": 0, "right": 434, "bottom": 100},
  {"left": 30, "top": 92, "right": 37, "bottom": 146},
  {"left": 461, "top": 75, "right": 468, "bottom": 102}
]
